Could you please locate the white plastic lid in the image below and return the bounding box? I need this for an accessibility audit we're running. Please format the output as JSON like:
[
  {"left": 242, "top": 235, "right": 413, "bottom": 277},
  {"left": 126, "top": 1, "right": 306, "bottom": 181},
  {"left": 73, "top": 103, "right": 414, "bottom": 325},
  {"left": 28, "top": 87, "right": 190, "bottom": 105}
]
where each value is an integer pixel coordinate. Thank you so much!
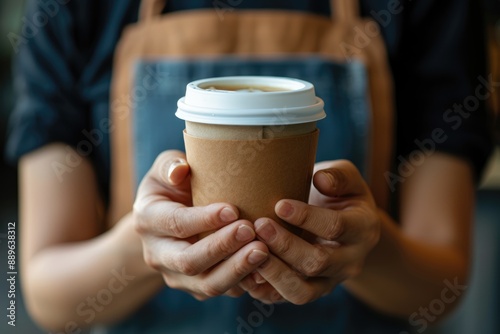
[{"left": 176, "top": 76, "right": 326, "bottom": 126}]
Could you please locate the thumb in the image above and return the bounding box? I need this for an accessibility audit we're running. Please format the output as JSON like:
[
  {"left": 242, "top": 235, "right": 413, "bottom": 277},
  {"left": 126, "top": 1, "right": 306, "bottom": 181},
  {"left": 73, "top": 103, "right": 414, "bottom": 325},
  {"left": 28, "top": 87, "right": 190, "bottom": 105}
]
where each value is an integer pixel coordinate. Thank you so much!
[
  {"left": 167, "top": 158, "right": 190, "bottom": 186},
  {"left": 150, "top": 150, "right": 190, "bottom": 186},
  {"left": 312, "top": 160, "right": 368, "bottom": 198}
]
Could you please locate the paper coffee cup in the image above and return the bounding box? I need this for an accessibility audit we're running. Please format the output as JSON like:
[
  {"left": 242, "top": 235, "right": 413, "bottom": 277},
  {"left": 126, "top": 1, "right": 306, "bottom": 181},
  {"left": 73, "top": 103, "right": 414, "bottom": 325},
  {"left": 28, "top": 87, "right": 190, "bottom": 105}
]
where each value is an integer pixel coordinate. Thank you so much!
[{"left": 176, "top": 76, "right": 326, "bottom": 232}]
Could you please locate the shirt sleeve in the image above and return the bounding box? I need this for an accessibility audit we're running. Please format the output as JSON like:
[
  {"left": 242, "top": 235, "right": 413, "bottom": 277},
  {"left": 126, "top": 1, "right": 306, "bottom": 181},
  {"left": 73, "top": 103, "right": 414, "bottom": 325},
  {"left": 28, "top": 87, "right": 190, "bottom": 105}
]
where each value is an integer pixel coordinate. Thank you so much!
[
  {"left": 392, "top": 0, "right": 493, "bottom": 181},
  {"left": 5, "top": 0, "right": 88, "bottom": 164}
]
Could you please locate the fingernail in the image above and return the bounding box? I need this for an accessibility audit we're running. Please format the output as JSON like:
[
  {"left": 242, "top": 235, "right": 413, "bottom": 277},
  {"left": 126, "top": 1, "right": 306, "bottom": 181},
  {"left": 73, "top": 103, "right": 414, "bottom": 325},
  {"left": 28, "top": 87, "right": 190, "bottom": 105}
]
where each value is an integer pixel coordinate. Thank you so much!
[
  {"left": 167, "top": 159, "right": 187, "bottom": 184},
  {"left": 253, "top": 272, "right": 266, "bottom": 284},
  {"left": 318, "top": 171, "right": 334, "bottom": 188},
  {"left": 248, "top": 250, "right": 268, "bottom": 265},
  {"left": 255, "top": 219, "right": 277, "bottom": 242},
  {"left": 220, "top": 207, "right": 238, "bottom": 223},
  {"left": 276, "top": 201, "right": 294, "bottom": 218},
  {"left": 236, "top": 225, "right": 255, "bottom": 242}
]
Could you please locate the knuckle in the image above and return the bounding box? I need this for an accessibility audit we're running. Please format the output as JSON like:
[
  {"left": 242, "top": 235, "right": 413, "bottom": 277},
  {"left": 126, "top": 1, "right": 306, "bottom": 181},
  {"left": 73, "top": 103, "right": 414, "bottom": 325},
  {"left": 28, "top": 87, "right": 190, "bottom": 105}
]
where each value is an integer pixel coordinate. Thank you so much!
[
  {"left": 132, "top": 202, "right": 150, "bottom": 234},
  {"left": 179, "top": 262, "right": 198, "bottom": 276},
  {"left": 207, "top": 236, "right": 234, "bottom": 258},
  {"left": 289, "top": 289, "right": 314, "bottom": 306},
  {"left": 302, "top": 264, "right": 321, "bottom": 278},
  {"left": 324, "top": 213, "right": 344, "bottom": 241},
  {"left": 276, "top": 234, "right": 293, "bottom": 257},
  {"left": 132, "top": 199, "right": 144, "bottom": 216},
  {"left": 168, "top": 207, "right": 188, "bottom": 238},
  {"left": 295, "top": 205, "right": 310, "bottom": 227},
  {"left": 202, "top": 205, "right": 221, "bottom": 230},
  {"left": 143, "top": 249, "right": 160, "bottom": 271},
  {"left": 231, "top": 260, "right": 250, "bottom": 278},
  {"left": 199, "top": 282, "right": 224, "bottom": 298},
  {"left": 162, "top": 274, "right": 178, "bottom": 289},
  {"left": 302, "top": 252, "right": 329, "bottom": 277},
  {"left": 174, "top": 253, "right": 198, "bottom": 276},
  {"left": 133, "top": 217, "right": 146, "bottom": 235}
]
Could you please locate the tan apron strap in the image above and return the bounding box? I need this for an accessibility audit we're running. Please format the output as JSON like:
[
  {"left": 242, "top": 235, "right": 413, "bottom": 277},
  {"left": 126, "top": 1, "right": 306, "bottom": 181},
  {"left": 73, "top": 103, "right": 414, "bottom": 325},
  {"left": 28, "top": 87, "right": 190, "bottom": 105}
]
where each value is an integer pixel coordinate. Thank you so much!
[
  {"left": 331, "top": 0, "right": 360, "bottom": 21},
  {"left": 140, "top": 0, "right": 166, "bottom": 21}
]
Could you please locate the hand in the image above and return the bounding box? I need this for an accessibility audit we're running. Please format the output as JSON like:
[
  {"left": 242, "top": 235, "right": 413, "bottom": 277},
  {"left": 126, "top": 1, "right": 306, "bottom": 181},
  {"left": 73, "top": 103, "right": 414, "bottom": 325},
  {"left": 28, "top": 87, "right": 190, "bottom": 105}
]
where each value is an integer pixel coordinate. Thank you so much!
[
  {"left": 240, "top": 160, "right": 380, "bottom": 305},
  {"left": 134, "top": 150, "right": 269, "bottom": 301}
]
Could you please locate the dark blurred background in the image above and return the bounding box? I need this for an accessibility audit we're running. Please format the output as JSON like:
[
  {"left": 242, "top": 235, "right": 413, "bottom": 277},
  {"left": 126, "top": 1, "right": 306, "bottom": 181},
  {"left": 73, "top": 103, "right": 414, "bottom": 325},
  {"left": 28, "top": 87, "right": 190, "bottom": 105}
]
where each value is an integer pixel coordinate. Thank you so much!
[
  {"left": 0, "top": 1, "right": 499, "bottom": 333},
  {"left": 0, "top": 1, "right": 32, "bottom": 333}
]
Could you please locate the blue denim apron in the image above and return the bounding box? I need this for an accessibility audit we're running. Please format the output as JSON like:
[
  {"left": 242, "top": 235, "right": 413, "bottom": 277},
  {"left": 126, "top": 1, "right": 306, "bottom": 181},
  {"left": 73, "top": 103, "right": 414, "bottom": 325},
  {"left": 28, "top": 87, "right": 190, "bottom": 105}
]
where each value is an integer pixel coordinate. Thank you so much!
[{"left": 107, "top": 58, "right": 410, "bottom": 334}]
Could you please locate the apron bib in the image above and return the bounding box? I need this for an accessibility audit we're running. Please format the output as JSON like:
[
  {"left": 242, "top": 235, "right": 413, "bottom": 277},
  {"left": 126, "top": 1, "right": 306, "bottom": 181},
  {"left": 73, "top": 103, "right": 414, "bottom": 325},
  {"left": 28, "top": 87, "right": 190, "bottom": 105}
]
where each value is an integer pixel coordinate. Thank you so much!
[{"left": 106, "top": 1, "right": 403, "bottom": 333}]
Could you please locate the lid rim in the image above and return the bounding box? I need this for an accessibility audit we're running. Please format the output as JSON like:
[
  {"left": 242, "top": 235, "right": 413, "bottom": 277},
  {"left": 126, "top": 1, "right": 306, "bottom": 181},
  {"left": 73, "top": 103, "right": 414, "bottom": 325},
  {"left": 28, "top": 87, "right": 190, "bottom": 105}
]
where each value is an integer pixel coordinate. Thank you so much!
[
  {"left": 176, "top": 76, "right": 326, "bottom": 126},
  {"left": 176, "top": 97, "right": 326, "bottom": 125}
]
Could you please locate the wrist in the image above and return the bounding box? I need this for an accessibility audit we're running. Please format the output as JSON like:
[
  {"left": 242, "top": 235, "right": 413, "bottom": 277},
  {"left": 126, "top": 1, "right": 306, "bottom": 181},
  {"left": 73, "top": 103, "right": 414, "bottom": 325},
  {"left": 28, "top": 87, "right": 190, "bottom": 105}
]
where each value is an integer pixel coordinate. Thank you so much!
[{"left": 108, "top": 213, "right": 163, "bottom": 282}]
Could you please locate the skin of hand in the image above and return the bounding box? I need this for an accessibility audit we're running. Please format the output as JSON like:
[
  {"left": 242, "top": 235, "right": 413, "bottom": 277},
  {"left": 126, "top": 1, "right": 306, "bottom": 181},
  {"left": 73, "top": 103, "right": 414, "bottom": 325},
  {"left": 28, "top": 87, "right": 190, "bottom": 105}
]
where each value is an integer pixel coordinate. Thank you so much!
[
  {"left": 133, "top": 150, "right": 270, "bottom": 300},
  {"left": 239, "top": 160, "right": 381, "bottom": 305}
]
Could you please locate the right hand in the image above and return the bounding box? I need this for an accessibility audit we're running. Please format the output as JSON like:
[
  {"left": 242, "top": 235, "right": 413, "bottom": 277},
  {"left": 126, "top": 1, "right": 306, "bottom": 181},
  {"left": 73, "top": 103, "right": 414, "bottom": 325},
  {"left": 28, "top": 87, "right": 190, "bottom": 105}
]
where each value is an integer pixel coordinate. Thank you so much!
[{"left": 133, "top": 150, "right": 269, "bottom": 300}]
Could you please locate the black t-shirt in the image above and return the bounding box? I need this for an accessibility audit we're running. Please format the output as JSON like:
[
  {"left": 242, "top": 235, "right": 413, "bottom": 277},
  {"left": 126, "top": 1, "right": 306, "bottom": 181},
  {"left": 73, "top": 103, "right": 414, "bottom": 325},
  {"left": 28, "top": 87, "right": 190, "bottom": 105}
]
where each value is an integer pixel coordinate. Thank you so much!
[{"left": 6, "top": 0, "right": 493, "bottom": 203}]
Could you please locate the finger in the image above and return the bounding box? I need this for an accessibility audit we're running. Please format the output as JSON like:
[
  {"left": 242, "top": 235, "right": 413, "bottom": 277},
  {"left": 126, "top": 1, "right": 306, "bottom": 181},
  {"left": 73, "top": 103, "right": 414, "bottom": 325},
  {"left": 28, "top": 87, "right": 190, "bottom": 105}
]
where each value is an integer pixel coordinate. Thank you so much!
[
  {"left": 161, "top": 270, "right": 246, "bottom": 300},
  {"left": 239, "top": 275, "right": 260, "bottom": 292},
  {"left": 253, "top": 271, "right": 266, "bottom": 284},
  {"left": 194, "top": 241, "right": 269, "bottom": 297},
  {"left": 161, "top": 221, "right": 261, "bottom": 275},
  {"left": 135, "top": 150, "right": 193, "bottom": 211},
  {"left": 275, "top": 200, "right": 360, "bottom": 242},
  {"left": 168, "top": 159, "right": 190, "bottom": 186},
  {"left": 255, "top": 218, "right": 335, "bottom": 275},
  {"left": 224, "top": 286, "right": 246, "bottom": 298},
  {"left": 255, "top": 218, "right": 365, "bottom": 280},
  {"left": 135, "top": 200, "right": 239, "bottom": 238},
  {"left": 136, "top": 151, "right": 190, "bottom": 199},
  {"left": 240, "top": 279, "right": 285, "bottom": 304},
  {"left": 256, "top": 255, "right": 330, "bottom": 305},
  {"left": 238, "top": 272, "right": 266, "bottom": 293},
  {"left": 150, "top": 150, "right": 190, "bottom": 187},
  {"left": 312, "top": 160, "right": 368, "bottom": 198}
]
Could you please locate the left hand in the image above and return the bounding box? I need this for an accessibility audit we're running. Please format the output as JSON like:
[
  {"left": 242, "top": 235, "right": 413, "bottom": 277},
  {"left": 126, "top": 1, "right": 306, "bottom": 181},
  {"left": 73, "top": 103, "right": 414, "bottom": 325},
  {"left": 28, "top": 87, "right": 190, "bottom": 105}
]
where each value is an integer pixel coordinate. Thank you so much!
[{"left": 239, "top": 160, "right": 381, "bottom": 304}]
